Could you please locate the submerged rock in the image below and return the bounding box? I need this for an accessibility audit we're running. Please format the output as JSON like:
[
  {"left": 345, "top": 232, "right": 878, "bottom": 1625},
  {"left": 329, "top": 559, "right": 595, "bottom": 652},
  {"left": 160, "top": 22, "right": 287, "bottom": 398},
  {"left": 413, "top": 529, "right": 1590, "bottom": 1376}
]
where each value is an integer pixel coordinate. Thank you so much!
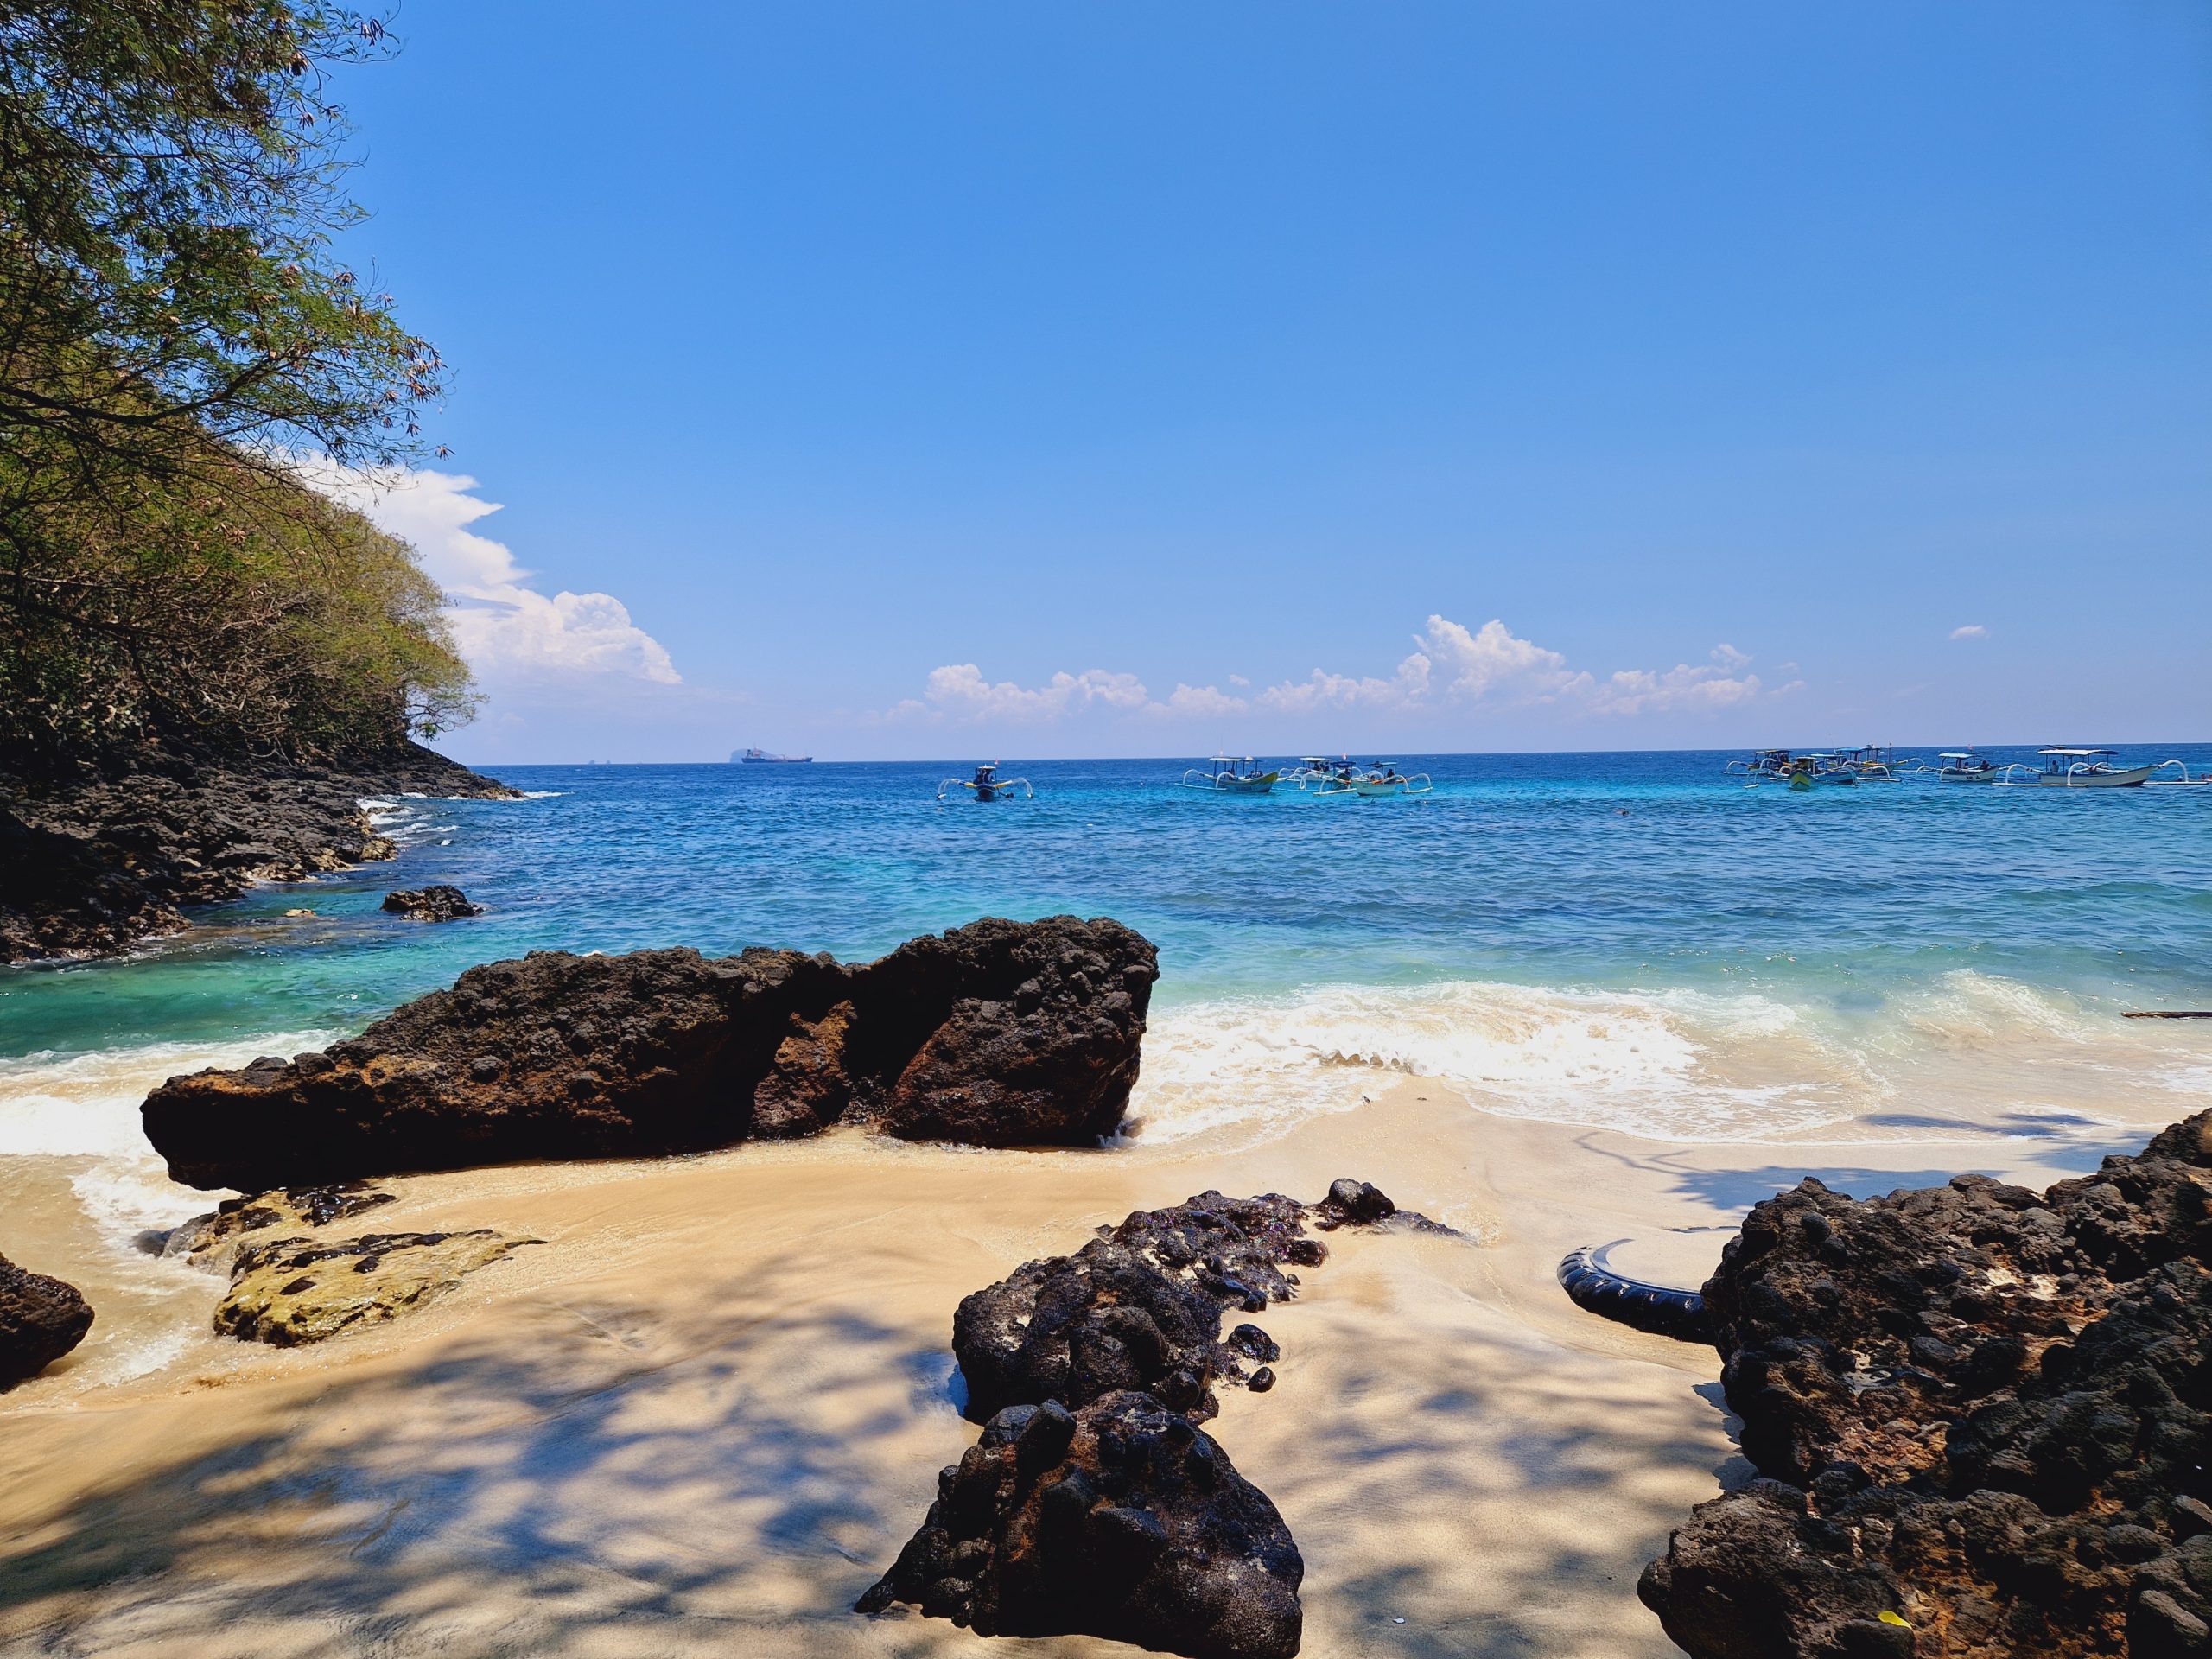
[
  {"left": 0, "top": 1250, "right": 94, "bottom": 1389},
  {"left": 380, "top": 884, "right": 483, "bottom": 921},
  {"left": 142, "top": 915, "right": 1159, "bottom": 1191},
  {"left": 856, "top": 1390, "right": 1304, "bottom": 1659},
  {"left": 215, "top": 1230, "right": 536, "bottom": 1346},
  {"left": 1641, "top": 1109, "right": 2212, "bottom": 1659}
]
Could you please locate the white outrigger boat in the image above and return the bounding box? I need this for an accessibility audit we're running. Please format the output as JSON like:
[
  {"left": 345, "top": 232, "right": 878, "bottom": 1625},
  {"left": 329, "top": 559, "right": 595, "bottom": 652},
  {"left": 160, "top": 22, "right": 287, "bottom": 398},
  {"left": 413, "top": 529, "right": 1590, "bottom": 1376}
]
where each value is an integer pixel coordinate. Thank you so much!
[
  {"left": 937, "top": 761, "right": 1033, "bottom": 802},
  {"left": 1181, "top": 754, "right": 1281, "bottom": 794},
  {"left": 1919, "top": 749, "right": 2003, "bottom": 783},
  {"left": 1993, "top": 748, "right": 2159, "bottom": 788},
  {"left": 1315, "top": 760, "right": 1433, "bottom": 798}
]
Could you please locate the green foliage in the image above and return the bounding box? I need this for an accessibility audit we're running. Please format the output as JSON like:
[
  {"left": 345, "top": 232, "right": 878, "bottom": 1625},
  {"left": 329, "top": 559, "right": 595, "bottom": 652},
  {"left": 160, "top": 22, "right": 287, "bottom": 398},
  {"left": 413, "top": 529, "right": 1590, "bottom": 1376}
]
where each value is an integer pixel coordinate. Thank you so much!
[{"left": 0, "top": 1, "right": 477, "bottom": 769}]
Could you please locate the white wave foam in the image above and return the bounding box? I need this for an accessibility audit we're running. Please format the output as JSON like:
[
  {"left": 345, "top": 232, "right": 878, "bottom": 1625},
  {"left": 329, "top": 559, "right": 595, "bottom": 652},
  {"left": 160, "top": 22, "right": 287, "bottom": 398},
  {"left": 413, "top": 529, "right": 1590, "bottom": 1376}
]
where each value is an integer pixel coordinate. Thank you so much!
[
  {"left": 1124, "top": 970, "right": 2202, "bottom": 1147},
  {"left": 1127, "top": 981, "right": 1867, "bottom": 1144},
  {"left": 0, "top": 1032, "right": 334, "bottom": 1160},
  {"left": 0, "top": 1033, "right": 337, "bottom": 1256}
]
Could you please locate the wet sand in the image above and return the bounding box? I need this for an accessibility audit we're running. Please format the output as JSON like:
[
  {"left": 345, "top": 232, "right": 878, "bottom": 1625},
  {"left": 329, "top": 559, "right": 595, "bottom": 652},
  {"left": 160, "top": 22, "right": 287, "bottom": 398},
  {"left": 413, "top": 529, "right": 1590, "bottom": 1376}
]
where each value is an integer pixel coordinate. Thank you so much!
[{"left": 0, "top": 1080, "right": 2178, "bottom": 1658}]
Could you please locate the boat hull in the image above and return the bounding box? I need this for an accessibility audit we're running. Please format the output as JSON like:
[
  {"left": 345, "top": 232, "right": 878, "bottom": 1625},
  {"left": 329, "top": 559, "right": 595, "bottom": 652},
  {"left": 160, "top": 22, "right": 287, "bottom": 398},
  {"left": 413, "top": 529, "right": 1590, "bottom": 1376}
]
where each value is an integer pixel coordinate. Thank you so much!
[{"left": 2005, "top": 766, "right": 2157, "bottom": 788}]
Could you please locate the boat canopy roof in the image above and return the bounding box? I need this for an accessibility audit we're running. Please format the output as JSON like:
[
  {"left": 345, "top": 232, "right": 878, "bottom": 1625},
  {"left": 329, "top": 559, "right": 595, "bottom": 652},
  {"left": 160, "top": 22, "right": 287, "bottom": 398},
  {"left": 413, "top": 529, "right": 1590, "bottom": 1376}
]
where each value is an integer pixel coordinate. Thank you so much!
[
  {"left": 1940, "top": 751, "right": 1978, "bottom": 759},
  {"left": 2041, "top": 747, "right": 2116, "bottom": 757}
]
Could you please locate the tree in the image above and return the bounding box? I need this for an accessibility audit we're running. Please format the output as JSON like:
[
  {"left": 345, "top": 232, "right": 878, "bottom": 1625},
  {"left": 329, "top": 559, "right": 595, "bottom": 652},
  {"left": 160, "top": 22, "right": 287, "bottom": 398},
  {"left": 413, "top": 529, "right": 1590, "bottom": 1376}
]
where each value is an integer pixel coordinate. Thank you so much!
[
  {"left": 0, "top": 1, "right": 476, "bottom": 770},
  {"left": 1, "top": 0, "right": 442, "bottom": 474}
]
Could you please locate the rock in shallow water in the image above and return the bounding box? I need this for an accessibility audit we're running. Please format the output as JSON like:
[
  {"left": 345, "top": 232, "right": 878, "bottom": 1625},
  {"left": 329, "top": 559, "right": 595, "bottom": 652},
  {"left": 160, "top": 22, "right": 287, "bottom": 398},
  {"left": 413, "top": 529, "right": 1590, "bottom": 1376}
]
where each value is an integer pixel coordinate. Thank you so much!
[
  {"left": 142, "top": 915, "right": 1158, "bottom": 1190},
  {"left": 1641, "top": 1108, "right": 2212, "bottom": 1659},
  {"left": 215, "top": 1230, "right": 537, "bottom": 1345},
  {"left": 857, "top": 1390, "right": 1304, "bottom": 1659},
  {"left": 0, "top": 1249, "right": 94, "bottom": 1389},
  {"left": 380, "top": 884, "right": 483, "bottom": 921}
]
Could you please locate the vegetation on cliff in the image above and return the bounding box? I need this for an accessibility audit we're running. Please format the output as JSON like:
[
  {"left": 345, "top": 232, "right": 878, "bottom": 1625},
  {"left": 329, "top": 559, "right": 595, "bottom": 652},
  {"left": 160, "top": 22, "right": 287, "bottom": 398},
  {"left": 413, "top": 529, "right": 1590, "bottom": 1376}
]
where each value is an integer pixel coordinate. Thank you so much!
[{"left": 1, "top": 0, "right": 473, "bottom": 772}]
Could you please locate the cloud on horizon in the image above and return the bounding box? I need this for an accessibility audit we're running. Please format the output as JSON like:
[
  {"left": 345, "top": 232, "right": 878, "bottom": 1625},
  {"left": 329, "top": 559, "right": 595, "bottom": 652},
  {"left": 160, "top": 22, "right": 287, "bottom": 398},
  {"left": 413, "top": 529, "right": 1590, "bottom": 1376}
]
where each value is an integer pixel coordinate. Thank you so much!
[
  {"left": 306, "top": 464, "right": 681, "bottom": 688},
  {"left": 889, "top": 614, "right": 1771, "bottom": 726},
  {"left": 1950, "top": 623, "right": 1989, "bottom": 640}
]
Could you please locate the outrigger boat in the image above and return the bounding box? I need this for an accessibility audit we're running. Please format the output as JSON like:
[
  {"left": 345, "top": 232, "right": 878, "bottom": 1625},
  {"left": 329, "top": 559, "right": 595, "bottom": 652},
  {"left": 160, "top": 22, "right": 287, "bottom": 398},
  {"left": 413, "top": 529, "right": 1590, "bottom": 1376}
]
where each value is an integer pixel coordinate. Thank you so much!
[
  {"left": 1993, "top": 748, "right": 2158, "bottom": 788},
  {"left": 1923, "top": 750, "right": 2002, "bottom": 784},
  {"left": 1834, "top": 745, "right": 1915, "bottom": 779},
  {"left": 937, "top": 761, "right": 1033, "bottom": 802},
  {"left": 1181, "top": 754, "right": 1281, "bottom": 794},
  {"left": 1315, "top": 761, "right": 1433, "bottom": 798},
  {"left": 1727, "top": 748, "right": 1799, "bottom": 781}
]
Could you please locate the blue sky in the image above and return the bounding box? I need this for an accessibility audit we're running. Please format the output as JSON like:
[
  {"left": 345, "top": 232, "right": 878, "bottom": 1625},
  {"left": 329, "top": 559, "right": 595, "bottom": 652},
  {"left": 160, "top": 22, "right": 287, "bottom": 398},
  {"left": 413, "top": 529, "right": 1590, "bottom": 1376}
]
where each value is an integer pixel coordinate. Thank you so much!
[{"left": 330, "top": 2, "right": 2212, "bottom": 762}]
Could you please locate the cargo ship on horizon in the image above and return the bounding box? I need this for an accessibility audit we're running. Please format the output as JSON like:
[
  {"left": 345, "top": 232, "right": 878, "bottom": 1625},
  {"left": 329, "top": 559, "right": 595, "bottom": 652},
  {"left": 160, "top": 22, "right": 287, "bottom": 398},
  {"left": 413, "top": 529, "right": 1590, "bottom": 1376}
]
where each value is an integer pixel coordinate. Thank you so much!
[{"left": 734, "top": 747, "right": 813, "bottom": 763}]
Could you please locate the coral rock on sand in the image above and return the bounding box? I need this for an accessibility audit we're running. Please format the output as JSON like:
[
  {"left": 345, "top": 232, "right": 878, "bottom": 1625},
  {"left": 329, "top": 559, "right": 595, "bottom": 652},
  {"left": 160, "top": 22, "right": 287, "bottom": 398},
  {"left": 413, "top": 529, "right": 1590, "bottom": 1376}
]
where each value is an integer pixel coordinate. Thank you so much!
[
  {"left": 0, "top": 1250, "right": 95, "bottom": 1389},
  {"left": 380, "top": 884, "right": 483, "bottom": 921},
  {"left": 855, "top": 1391, "right": 1305, "bottom": 1659},
  {"left": 215, "top": 1230, "right": 536, "bottom": 1346},
  {"left": 142, "top": 915, "right": 1158, "bottom": 1191},
  {"left": 1641, "top": 1108, "right": 2212, "bottom": 1659},
  {"left": 161, "top": 1181, "right": 397, "bottom": 1272}
]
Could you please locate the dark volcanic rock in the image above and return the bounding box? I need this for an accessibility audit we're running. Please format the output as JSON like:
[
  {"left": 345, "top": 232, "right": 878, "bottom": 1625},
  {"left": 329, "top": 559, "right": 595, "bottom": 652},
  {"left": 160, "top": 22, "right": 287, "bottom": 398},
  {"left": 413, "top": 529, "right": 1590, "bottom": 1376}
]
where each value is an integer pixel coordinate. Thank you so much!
[
  {"left": 953, "top": 1190, "right": 1335, "bottom": 1425},
  {"left": 856, "top": 1390, "right": 1304, "bottom": 1659},
  {"left": 143, "top": 916, "right": 1160, "bottom": 1190},
  {"left": 871, "top": 1182, "right": 1442, "bottom": 1654},
  {"left": 0, "top": 741, "right": 517, "bottom": 962},
  {"left": 380, "top": 884, "right": 483, "bottom": 921},
  {"left": 0, "top": 1249, "right": 94, "bottom": 1389},
  {"left": 1641, "top": 1109, "right": 2212, "bottom": 1659}
]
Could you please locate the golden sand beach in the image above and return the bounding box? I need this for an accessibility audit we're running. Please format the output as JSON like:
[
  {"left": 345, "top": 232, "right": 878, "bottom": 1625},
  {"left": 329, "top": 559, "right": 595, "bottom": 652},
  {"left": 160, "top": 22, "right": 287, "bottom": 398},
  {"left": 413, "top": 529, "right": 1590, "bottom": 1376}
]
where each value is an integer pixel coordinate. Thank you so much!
[{"left": 0, "top": 1072, "right": 2174, "bottom": 1658}]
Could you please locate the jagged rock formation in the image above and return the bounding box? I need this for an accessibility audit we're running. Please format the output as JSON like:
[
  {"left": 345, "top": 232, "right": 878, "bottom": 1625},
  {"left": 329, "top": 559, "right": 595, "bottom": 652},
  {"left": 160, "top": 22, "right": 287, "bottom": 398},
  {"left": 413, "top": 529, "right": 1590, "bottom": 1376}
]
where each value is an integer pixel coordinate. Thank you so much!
[
  {"left": 1642, "top": 1109, "right": 2212, "bottom": 1659},
  {"left": 0, "top": 741, "right": 516, "bottom": 961},
  {"left": 215, "top": 1230, "right": 536, "bottom": 1345},
  {"left": 863, "top": 1182, "right": 1448, "bottom": 1656},
  {"left": 0, "top": 1249, "right": 94, "bottom": 1389},
  {"left": 380, "top": 884, "right": 483, "bottom": 921},
  {"left": 858, "top": 1391, "right": 1305, "bottom": 1659},
  {"left": 143, "top": 916, "right": 1159, "bottom": 1190}
]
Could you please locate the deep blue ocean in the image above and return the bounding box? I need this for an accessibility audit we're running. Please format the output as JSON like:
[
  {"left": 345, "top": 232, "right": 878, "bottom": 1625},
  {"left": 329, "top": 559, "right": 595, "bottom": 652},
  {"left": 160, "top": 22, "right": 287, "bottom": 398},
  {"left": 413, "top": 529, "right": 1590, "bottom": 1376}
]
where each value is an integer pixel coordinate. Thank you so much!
[{"left": 3, "top": 746, "right": 2209, "bottom": 1189}]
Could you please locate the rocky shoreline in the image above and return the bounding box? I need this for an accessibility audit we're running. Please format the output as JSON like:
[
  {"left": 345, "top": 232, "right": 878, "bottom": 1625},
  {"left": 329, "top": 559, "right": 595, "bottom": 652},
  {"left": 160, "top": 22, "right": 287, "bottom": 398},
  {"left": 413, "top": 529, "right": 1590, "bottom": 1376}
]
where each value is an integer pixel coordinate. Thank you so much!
[{"left": 0, "top": 740, "right": 518, "bottom": 963}]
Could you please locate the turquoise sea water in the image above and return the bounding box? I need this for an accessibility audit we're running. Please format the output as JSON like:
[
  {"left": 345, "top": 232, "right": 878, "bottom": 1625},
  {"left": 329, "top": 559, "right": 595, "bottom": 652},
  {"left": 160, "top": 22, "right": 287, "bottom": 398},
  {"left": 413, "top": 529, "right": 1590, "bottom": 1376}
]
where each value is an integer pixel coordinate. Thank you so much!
[
  {"left": 7, "top": 747, "right": 2212, "bottom": 1042},
  {"left": 3, "top": 747, "right": 2209, "bottom": 1230}
]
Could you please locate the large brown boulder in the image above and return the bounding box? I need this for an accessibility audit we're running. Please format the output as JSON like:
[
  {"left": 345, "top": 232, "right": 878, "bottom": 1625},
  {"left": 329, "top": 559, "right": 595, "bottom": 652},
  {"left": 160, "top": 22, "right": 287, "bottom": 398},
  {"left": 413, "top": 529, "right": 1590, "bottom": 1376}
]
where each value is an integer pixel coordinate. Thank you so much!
[
  {"left": 1641, "top": 1109, "right": 2212, "bottom": 1659},
  {"left": 0, "top": 1250, "right": 94, "bottom": 1389},
  {"left": 142, "top": 916, "right": 1159, "bottom": 1190}
]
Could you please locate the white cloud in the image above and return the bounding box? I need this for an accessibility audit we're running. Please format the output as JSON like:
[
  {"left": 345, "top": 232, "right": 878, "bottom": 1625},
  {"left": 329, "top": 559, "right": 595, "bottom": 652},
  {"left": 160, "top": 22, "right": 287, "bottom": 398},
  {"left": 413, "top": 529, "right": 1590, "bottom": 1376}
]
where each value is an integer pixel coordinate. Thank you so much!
[
  {"left": 1156, "top": 683, "right": 1250, "bottom": 718},
  {"left": 1950, "top": 624, "right": 1988, "bottom": 640},
  {"left": 909, "top": 664, "right": 1151, "bottom": 722},
  {"left": 1586, "top": 647, "right": 1765, "bottom": 715},
  {"left": 893, "top": 613, "right": 1771, "bottom": 727},
  {"left": 306, "top": 464, "right": 679, "bottom": 686}
]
